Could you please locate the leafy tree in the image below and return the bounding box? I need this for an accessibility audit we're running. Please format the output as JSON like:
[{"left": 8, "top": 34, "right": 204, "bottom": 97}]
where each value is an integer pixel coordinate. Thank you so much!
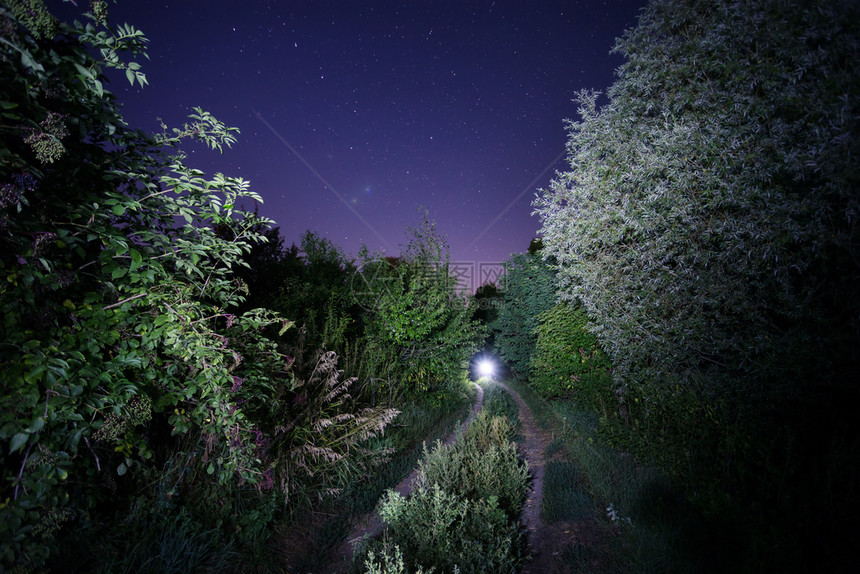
[
  {"left": 355, "top": 213, "right": 485, "bottom": 398},
  {"left": 536, "top": 0, "right": 859, "bottom": 389},
  {"left": 232, "top": 225, "right": 299, "bottom": 311},
  {"left": 260, "top": 230, "right": 359, "bottom": 366},
  {"left": 472, "top": 282, "right": 502, "bottom": 330},
  {"left": 533, "top": 0, "right": 859, "bottom": 567},
  {"left": 490, "top": 249, "right": 557, "bottom": 376}
]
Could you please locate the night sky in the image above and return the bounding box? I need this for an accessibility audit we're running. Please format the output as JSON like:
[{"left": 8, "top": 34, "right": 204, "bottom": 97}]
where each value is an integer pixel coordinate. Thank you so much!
[{"left": 64, "top": 1, "right": 646, "bottom": 289}]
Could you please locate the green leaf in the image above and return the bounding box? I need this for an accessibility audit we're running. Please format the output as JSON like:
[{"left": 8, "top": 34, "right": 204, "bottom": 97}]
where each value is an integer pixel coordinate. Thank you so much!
[
  {"left": 117, "top": 462, "right": 127, "bottom": 476},
  {"left": 111, "top": 204, "right": 126, "bottom": 216},
  {"left": 24, "top": 364, "right": 46, "bottom": 384},
  {"left": 129, "top": 248, "right": 142, "bottom": 271},
  {"left": 9, "top": 432, "right": 28, "bottom": 454},
  {"left": 29, "top": 417, "right": 45, "bottom": 433},
  {"left": 19, "top": 49, "right": 44, "bottom": 73}
]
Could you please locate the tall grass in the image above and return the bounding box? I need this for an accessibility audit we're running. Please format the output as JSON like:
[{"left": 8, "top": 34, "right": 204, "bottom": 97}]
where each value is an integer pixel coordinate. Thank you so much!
[
  {"left": 541, "top": 461, "right": 594, "bottom": 523},
  {"left": 504, "top": 376, "right": 734, "bottom": 573},
  {"left": 51, "top": 504, "right": 240, "bottom": 574}
]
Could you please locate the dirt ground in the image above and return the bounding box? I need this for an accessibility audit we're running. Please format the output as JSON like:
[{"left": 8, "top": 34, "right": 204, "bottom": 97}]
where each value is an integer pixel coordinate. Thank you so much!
[{"left": 497, "top": 381, "right": 617, "bottom": 574}]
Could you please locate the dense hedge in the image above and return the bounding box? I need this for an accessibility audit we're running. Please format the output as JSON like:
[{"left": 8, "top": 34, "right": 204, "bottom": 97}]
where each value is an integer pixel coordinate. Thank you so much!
[{"left": 530, "top": 304, "right": 612, "bottom": 408}]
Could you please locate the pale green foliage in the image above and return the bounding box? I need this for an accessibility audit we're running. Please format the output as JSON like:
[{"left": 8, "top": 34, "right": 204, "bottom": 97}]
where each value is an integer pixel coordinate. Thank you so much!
[
  {"left": 377, "top": 484, "right": 519, "bottom": 573},
  {"left": 368, "top": 412, "right": 528, "bottom": 573},
  {"left": 363, "top": 543, "right": 433, "bottom": 574},
  {"left": 532, "top": 2, "right": 860, "bottom": 567},
  {"left": 534, "top": 0, "right": 860, "bottom": 391},
  {"left": 417, "top": 413, "right": 529, "bottom": 520}
]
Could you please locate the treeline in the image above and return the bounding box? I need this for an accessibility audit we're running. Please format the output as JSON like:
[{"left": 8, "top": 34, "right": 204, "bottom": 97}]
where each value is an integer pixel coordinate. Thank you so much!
[
  {"left": 0, "top": 3, "right": 483, "bottom": 571},
  {"left": 491, "top": 0, "right": 859, "bottom": 570}
]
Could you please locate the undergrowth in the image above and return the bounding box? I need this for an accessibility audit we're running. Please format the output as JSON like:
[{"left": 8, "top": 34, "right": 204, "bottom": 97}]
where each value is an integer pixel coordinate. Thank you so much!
[
  {"left": 541, "top": 461, "right": 594, "bottom": 523},
  {"left": 287, "top": 382, "right": 476, "bottom": 573},
  {"left": 353, "top": 409, "right": 529, "bottom": 573},
  {"left": 504, "top": 376, "right": 733, "bottom": 574},
  {"left": 480, "top": 380, "right": 521, "bottom": 434}
]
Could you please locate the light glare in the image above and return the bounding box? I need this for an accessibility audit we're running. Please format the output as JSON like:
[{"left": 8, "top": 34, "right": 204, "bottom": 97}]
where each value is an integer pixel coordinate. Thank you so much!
[{"left": 478, "top": 359, "right": 495, "bottom": 378}]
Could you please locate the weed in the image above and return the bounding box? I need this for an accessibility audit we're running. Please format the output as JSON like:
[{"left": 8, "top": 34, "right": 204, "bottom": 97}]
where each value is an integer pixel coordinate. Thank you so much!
[
  {"left": 482, "top": 382, "right": 521, "bottom": 432},
  {"left": 541, "top": 461, "right": 594, "bottom": 523},
  {"left": 545, "top": 435, "right": 565, "bottom": 457},
  {"left": 288, "top": 388, "right": 474, "bottom": 572}
]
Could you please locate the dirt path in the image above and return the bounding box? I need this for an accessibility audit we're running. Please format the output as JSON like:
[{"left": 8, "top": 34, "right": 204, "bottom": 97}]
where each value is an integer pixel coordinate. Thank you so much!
[
  {"left": 501, "top": 380, "right": 618, "bottom": 574},
  {"left": 320, "top": 384, "right": 485, "bottom": 574},
  {"left": 495, "top": 381, "right": 557, "bottom": 574}
]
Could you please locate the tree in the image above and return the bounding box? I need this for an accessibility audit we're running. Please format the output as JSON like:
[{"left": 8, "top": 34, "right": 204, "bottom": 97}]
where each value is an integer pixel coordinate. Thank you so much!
[
  {"left": 262, "top": 230, "right": 360, "bottom": 365},
  {"left": 355, "top": 212, "right": 485, "bottom": 398},
  {"left": 536, "top": 0, "right": 859, "bottom": 390},
  {"left": 533, "top": 0, "right": 859, "bottom": 567},
  {"left": 472, "top": 282, "right": 502, "bottom": 329},
  {"left": 490, "top": 250, "right": 557, "bottom": 376}
]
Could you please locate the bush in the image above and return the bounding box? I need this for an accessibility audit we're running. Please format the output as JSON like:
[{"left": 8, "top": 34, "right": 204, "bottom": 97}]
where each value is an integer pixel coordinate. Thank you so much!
[
  {"left": 418, "top": 414, "right": 529, "bottom": 520},
  {"left": 364, "top": 413, "right": 530, "bottom": 573},
  {"left": 377, "top": 483, "right": 524, "bottom": 574},
  {"left": 530, "top": 304, "right": 613, "bottom": 406},
  {"left": 481, "top": 384, "right": 520, "bottom": 432},
  {"left": 362, "top": 542, "right": 430, "bottom": 574}
]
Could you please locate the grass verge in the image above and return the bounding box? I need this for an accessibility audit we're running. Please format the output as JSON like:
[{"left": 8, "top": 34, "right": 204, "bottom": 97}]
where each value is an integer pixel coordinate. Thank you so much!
[{"left": 504, "top": 376, "right": 731, "bottom": 574}]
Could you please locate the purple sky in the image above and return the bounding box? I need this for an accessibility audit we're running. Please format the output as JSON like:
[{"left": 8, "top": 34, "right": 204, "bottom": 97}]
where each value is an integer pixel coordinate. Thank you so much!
[{"left": 67, "top": 0, "right": 646, "bottom": 286}]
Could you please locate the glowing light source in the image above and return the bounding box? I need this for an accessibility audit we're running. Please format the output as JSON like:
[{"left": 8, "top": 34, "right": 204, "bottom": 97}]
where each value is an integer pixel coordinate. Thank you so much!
[{"left": 477, "top": 358, "right": 495, "bottom": 378}]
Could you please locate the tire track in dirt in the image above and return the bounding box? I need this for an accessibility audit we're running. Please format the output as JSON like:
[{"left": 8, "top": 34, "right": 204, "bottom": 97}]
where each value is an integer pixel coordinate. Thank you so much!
[
  {"left": 495, "top": 381, "right": 558, "bottom": 574},
  {"left": 320, "top": 384, "right": 485, "bottom": 574},
  {"left": 502, "top": 380, "right": 619, "bottom": 574}
]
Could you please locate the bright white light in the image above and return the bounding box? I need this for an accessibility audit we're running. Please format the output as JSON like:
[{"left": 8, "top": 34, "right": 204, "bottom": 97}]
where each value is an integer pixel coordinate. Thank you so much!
[{"left": 477, "top": 359, "right": 495, "bottom": 378}]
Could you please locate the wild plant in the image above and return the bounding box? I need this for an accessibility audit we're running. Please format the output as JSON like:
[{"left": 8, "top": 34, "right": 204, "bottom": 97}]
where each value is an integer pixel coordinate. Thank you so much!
[{"left": 268, "top": 351, "right": 400, "bottom": 508}]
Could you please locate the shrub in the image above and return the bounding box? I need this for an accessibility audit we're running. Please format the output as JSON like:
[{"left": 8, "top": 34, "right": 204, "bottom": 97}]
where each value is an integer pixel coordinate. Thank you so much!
[
  {"left": 362, "top": 542, "right": 430, "bottom": 574},
  {"left": 365, "top": 412, "right": 530, "bottom": 573},
  {"left": 377, "top": 483, "right": 524, "bottom": 573},
  {"left": 418, "top": 415, "right": 529, "bottom": 521},
  {"left": 481, "top": 384, "right": 521, "bottom": 432},
  {"left": 530, "top": 304, "right": 613, "bottom": 406}
]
